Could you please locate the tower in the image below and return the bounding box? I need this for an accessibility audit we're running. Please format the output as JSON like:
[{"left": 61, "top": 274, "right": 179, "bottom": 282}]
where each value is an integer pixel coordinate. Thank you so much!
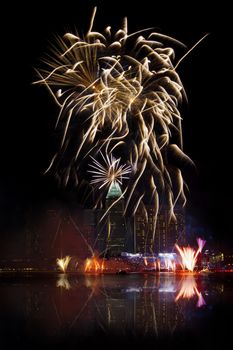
[
  {"left": 95, "top": 181, "right": 134, "bottom": 257},
  {"left": 104, "top": 182, "right": 127, "bottom": 256}
]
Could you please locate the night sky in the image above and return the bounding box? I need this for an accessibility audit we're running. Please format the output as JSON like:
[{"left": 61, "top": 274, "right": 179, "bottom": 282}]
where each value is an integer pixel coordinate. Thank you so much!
[{"left": 0, "top": 0, "right": 232, "bottom": 252}]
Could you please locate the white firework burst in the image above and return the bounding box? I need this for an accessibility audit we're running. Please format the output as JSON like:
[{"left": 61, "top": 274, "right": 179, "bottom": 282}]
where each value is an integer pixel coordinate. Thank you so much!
[{"left": 88, "top": 151, "right": 131, "bottom": 190}]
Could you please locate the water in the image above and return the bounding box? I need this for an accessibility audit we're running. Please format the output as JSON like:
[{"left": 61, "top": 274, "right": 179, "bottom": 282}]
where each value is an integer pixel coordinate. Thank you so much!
[{"left": 0, "top": 273, "right": 233, "bottom": 349}]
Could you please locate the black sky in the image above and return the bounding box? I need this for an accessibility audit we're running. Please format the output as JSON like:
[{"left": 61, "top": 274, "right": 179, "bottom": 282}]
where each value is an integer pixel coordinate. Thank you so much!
[{"left": 0, "top": 0, "right": 232, "bottom": 249}]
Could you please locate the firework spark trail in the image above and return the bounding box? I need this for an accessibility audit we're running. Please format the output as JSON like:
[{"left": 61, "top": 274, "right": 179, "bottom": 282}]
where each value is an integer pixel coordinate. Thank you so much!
[
  {"left": 56, "top": 256, "right": 71, "bottom": 272},
  {"left": 175, "top": 238, "right": 206, "bottom": 271},
  {"left": 88, "top": 151, "right": 131, "bottom": 189},
  {"left": 197, "top": 237, "right": 206, "bottom": 253},
  {"left": 35, "top": 7, "right": 200, "bottom": 237},
  {"left": 164, "top": 257, "right": 176, "bottom": 271},
  {"left": 175, "top": 245, "right": 197, "bottom": 271}
]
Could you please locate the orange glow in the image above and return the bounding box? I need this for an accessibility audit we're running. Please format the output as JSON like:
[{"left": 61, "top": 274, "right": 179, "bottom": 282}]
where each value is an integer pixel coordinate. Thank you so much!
[{"left": 84, "top": 257, "right": 102, "bottom": 273}]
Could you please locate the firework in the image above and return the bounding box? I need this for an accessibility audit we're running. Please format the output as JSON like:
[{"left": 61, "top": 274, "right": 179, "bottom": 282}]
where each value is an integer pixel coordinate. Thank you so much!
[
  {"left": 158, "top": 253, "right": 176, "bottom": 271},
  {"left": 35, "top": 7, "right": 200, "bottom": 241},
  {"left": 84, "top": 257, "right": 103, "bottom": 273},
  {"left": 88, "top": 150, "right": 131, "bottom": 190},
  {"left": 197, "top": 237, "right": 206, "bottom": 252},
  {"left": 175, "top": 245, "right": 198, "bottom": 271},
  {"left": 56, "top": 256, "right": 71, "bottom": 272},
  {"left": 175, "top": 238, "right": 206, "bottom": 272},
  {"left": 164, "top": 257, "right": 176, "bottom": 271}
]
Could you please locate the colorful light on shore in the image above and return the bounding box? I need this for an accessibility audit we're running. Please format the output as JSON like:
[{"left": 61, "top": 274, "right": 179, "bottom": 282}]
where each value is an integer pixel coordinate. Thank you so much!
[
  {"left": 164, "top": 257, "right": 176, "bottom": 271},
  {"left": 158, "top": 253, "right": 176, "bottom": 271},
  {"left": 84, "top": 257, "right": 103, "bottom": 273}
]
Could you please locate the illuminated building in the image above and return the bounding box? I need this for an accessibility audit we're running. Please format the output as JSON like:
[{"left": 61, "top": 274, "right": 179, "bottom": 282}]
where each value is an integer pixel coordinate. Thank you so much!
[
  {"left": 96, "top": 195, "right": 186, "bottom": 257},
  {"left": 96, "top": 182, "right": 133, "bottom": 257},
  {"left": 134, "top": 205, "right": 186, "bottom": 254},
  {"left": 23, "top": 196, "right": 185, "bottom": 261},
  {"left": 202, "top": 249, "right": 224, "bottom": 269}
]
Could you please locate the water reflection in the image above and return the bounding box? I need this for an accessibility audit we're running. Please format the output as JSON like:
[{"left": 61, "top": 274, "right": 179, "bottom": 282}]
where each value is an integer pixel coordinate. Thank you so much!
[
  {"left": 56, "top": 274, "right": 71, "bottom": 290},
  {"left": 57, "top": 274, "right": 206, "bottom": 308},
  {"left": 0, "top": 273, "right": 230, "bottom": 343},
  {"left": 175, "top": 275, "right": 206, "bottom": 307},
  {"left": 55, "top": 274, "right": 184, "bottom": 336},
  {"left": 53, "top": 274, "right": 208, "bottom": 336}
]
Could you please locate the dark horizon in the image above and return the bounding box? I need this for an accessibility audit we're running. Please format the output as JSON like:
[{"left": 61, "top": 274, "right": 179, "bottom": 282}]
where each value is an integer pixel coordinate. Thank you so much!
[{"left": 1, "top": 0, "right": 232, "bottom": 254}]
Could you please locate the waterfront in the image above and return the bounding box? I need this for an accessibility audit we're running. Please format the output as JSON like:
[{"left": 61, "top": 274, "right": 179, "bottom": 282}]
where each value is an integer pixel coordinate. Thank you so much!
[{"left": 0, "top": 273, "right": 233, "bottom": 349}]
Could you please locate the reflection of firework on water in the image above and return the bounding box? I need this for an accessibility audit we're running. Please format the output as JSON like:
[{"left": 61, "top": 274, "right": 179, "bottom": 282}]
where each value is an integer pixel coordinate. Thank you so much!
[
  {"left": 34, "top": 7, "right": 203, "bottom": 238},
  {"left": 175, "top": 237, "right": 206, "bottom": 272},
  {"left": 56, "top": 256, "right": 71, "bottom": 272},
  {"left": 175, "top": 275, "right": 206, "bottom": 307},
  {"left": 88, "top": 150, "right": 131, "bottom": 190},
  {"left": 56, "top": 274, "right": 71, "bottom": 289}
]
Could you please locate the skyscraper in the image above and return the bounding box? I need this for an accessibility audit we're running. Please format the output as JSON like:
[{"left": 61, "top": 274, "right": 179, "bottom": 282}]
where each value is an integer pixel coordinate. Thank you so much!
[
  {"left": 95, "top": 185, "right": 185, "bottom": 257},
  {"left": 134, "top": 205, "right": 186, "bottom": 254},
  {"left": 96, "top": 182, "right": 133, "bottom": 257}
]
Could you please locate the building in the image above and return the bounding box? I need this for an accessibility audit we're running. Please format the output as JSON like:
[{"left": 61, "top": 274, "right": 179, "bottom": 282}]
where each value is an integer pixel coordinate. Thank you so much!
[
  {"left": 95, "top": 186, "right": 186, "bottom": 257},
  {"left": 201, "top": 249, "right": 224, "bottom": 270},
  {"left": 23, "top": 189, "right": 185, "bottom": 262},
  {"left": 96, "top": 182, "right": 133, "bottom": 257},
  {"left": 134, "top": 205, "right": 186, "bottom": 254}
]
